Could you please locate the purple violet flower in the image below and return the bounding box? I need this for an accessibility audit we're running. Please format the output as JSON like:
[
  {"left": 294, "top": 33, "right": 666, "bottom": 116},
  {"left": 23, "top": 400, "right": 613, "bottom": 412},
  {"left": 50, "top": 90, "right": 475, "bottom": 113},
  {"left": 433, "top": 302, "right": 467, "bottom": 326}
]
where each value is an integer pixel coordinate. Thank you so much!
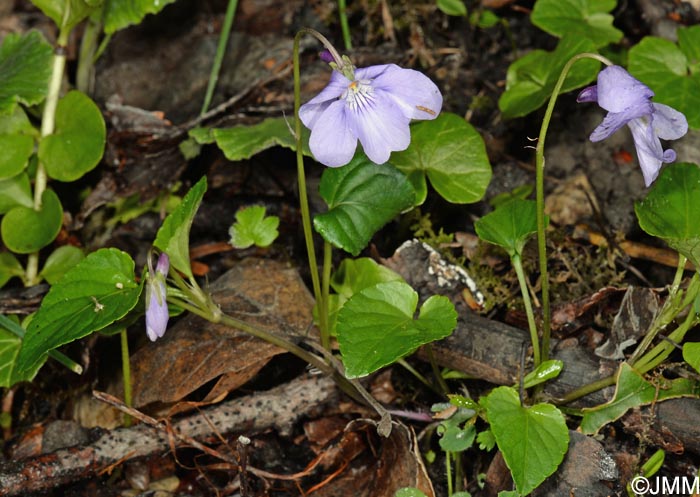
[
  {"left": 145, "top": 252, "right": 169, "bottom": 342},
  {"left": 299, "top": 64, "right": 443, "bottom": 167},
  {"left": 577, "top": 65, "right": 688, "bottom": 186}
]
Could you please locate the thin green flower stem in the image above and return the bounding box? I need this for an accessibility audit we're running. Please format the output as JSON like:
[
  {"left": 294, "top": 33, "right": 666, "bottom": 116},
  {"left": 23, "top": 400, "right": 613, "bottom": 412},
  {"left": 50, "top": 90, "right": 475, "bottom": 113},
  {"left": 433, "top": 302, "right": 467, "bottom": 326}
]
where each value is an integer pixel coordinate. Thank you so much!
[
  {"left": 200, "top": 0, "right": 239, "bottom": 115},
  {"left": 397, "top": 359, "right": 443, "bottom": 396},
  {"left": 320, "top": 241, "right": 332, "bottom": 349},
  {"left": 628, "top": 255, "right": 690, "bottom": 365},
  {"left": 426, "top": 343, "right": 449, "bottom": 395},
  {"left": 26, "top": 29, "right": 71, "bottom": 286},
  {"left": 337, "top": 0, "right": 352, "bottom": 50},
  {"left": 76, "top": 16, "right": 102, "bottom": 93},
  {"left": 446, "top": 451, "right": 453, "bottom": 496},
  {"left": 292, "top": 28, "right": 350, "bottom": 348},
  {"left": 535, "top": 52, "right": 613, "bottom": 363},
  {"left": 120, "top": 329, "right": 132, "bottom": 427},
  {"left": 633, "top": 306, "right": 699, "bottom": 375},
  {"left": 512, "top": 254, "right": 541, "bottom": 367}
]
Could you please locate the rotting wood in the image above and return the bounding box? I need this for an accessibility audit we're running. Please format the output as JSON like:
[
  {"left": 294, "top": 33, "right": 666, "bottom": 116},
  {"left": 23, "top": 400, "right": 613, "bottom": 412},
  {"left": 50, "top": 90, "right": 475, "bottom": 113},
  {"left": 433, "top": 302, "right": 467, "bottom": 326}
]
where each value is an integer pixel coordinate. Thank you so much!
[{"left": 0, "top": 374, "right": 337, "bottom": 496}]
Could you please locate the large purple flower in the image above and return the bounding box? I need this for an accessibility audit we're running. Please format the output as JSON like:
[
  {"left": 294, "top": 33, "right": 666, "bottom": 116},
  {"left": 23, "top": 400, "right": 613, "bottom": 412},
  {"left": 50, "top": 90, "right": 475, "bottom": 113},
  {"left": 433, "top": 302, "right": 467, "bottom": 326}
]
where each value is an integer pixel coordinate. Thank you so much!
[
  {"left": 145, "top": 252, "right": 169, "bottom": 342},
  {"left": 299, "top": 64, "right": 443, "bottom": 167},
  {"left": 577, "top": 65, "right": 688, "bottom": 186}
]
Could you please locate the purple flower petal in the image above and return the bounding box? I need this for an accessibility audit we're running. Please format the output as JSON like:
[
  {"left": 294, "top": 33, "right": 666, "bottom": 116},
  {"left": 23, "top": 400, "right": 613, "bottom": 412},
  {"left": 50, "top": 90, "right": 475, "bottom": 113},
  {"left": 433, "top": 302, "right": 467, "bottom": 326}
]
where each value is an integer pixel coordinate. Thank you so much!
[
  {"left": 628, "top": 117, "right": 665, "bottom": 187},
  {"left": 308, "top": 100, "right": 358, "bottom": 167},
  {"left": 372, "top": 64, "right": 443, "bottom": 121},
  {"left": 299, "top": 71, "right": 351, "bottom": 129},
  {"left": 651, "top": 103, "right": 688, "bottom": 140},
  {"left": 576, "top": 85, "right": 598, "bottom": 103},
  {"left": 351, "top": 96, "right": 411, "bottom": 164},
  {"left": 597, "top": 66, "right": 654, "bottom": 113},
  {"left": 589, "top": 107, "right": 647, "bottom": 142}
]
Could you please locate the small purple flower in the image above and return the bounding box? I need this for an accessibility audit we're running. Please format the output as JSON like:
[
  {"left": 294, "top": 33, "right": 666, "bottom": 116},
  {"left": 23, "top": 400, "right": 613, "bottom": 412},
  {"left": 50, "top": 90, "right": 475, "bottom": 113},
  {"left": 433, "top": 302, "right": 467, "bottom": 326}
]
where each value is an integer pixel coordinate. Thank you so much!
[
  {"left": 577, "top": 65, "right": 688, "bottom": 186},
  {"left": 299, "top": 64, "right": 443, "bottom": 167},
  {"left": 145, "top": 253, "right": 169, "bottom": 342}
]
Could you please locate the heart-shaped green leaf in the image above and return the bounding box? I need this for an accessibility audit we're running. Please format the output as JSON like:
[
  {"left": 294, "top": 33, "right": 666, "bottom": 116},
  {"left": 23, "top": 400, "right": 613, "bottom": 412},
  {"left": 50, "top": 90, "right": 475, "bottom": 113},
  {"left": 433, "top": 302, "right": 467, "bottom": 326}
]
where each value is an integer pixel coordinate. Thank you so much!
[
  {"left": 1, "top": 188, "right": 63, "bottom": 254},
  {"left": 30, "top": 0, "right": 101, "bottom": 32},
  {"left": 391, "top": 112, "right": 492, "bottom": 205},
  {"left": 314, "top": 155, "right": 415, "bottom": 256},
  {"left": 499, "top": 36, "right": 599, "bottom": 119},
  {"left": 205, "top": 117, "right": 312, "bottom": 161},
  {"left": 486, "top": 386, "right": 569, "bottom": 496},
  {"left": 39, "top": 91, "right": 106, "bottom": 182},
  {"left": 628, "top": 27, "right": 700, "bottom": 129},
  {"left": 0, "top": 173, "right": 33, "bottom": 214},
  {"left": 337, "top": 281, "right": 456, "bottom": 378},
  {"left": 16, "top": 248, "right": 141, "bottom": 375},
  {"left": 154, "top": 176, "right": 207, "bottom": 279},
  {"left": 228, "top": 205, "right": 279, "bottom": 249},
  {"left": 39, "top": 245, "right": 85, "bottom": 284},
  {"left": 104, "top": 0, "right": 179, "bottom": 34},
  {"left": 531, "top": 0, "right": 622, "bottom": 48},
  {"left": 474, "top": 199, "right": 540, "bottom": 258},
  {"left": 580, "top": 363, "right": 700, "bottom": 434},
  {"left": 0, "top": 252, "right": 24, "bottom": 288},
  {"left": 0, "top": 32, "right": 52, "bottom": 114},
  {"left": 321, "top": 257, "right": 403, "bottom": 335},
  {"left": 635, "top": 163, "right": 700, "bottom": 269}
]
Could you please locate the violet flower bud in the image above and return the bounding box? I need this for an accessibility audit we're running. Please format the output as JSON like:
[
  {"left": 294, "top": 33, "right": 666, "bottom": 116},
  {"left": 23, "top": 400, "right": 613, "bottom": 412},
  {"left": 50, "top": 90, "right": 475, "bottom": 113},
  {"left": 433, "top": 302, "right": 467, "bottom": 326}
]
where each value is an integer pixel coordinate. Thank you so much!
[{"left": 145, "top": 253, "right": 169, "bottom": 342}]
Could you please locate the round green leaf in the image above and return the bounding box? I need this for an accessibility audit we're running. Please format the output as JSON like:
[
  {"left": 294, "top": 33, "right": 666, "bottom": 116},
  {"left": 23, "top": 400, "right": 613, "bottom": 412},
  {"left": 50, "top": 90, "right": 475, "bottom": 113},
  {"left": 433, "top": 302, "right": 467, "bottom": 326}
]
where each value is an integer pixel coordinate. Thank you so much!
[
  {"left": 628, "top": 31, "right": 700, "bottom": 129},
  {"left": 16, "top": 248, "right": 141, "bottom": 375},
  {"left": 635, "top": 163, "right": 700, "bottom": 268},
  {"left": 395, "top": 489, "right": 428, "bottom": 497},
  {"left": 104, "top": 0, "right": 179, "bottom": 34},
  {"left": 30, "top": 0, "right": 100, "bottom": 32},
  {"left": 39, "top": 90, "right": 106, "bottom": 182},
  {"left": 313, "top": 155, "right": 415, "bottom": 256},
  {"left": 1, "top": 188, "right": 63, "bottom": 254},
  {"left": 0, "top": 134, "right": 33, "bottom": 179},
  {"left": 531, "top": 0, "right": 622, "bottom": 48},
  {"left": 498, "top": 36, "right": 599, "bottom": 119},
  {"left": 474, "top": 199, "right": 540, "bottom": 257},
  {"left": 337, "top": 281, "right": 457, "bottom": 378},
  {"left": 0, "top": 31, "right": 53, "bottom": 113},
  {"left": 39, "top": 245, "right": 85, "bottom": 284},
  {"left": 0, "top": 173, "right": 33, "bottom": 214},
  {"left": 391, "top": 112, "right": 491, "bottom": 205},
  {"left": 486, "top": 386, "right": 569, "bottom": 496}
]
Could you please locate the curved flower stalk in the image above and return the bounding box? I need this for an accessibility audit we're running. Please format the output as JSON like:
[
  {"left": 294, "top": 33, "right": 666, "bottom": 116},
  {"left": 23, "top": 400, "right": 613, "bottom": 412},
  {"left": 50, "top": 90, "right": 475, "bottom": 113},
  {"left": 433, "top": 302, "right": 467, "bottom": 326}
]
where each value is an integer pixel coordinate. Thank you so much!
[
  {"left": 145, "top": 252, "right": 170, "bottom": 341},
  {"left": 299, "top": 61, "right": 443, "bottom": 167},
  {"left": 577, "top": 65, "right": 688, "bottom": 186}
]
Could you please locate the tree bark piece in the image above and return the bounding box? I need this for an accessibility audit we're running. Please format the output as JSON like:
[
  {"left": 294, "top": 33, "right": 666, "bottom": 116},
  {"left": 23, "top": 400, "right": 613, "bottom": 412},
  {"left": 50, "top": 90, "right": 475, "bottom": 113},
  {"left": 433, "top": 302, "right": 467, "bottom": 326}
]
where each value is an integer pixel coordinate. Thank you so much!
[{"left": 0, "top": 374, "right": 337, "bottom": 496}]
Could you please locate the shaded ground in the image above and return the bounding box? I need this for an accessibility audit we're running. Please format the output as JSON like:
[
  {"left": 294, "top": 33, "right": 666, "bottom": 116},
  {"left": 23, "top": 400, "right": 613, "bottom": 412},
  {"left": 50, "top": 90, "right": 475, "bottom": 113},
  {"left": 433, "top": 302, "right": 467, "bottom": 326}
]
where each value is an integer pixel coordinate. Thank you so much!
[{"left": 2, "top": 0, "right": 700, "bottom": 496}]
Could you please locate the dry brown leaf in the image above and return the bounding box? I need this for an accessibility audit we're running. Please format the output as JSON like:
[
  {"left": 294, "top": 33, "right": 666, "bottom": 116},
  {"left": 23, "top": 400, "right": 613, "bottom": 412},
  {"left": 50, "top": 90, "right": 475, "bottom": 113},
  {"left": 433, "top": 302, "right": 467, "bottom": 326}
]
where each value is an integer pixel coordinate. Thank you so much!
[
  {"left": 131, "top": 258, "right": 315, "bottom": 408},
  {"left": 310, "top": 419, "right": 434, "bottom": 497}
]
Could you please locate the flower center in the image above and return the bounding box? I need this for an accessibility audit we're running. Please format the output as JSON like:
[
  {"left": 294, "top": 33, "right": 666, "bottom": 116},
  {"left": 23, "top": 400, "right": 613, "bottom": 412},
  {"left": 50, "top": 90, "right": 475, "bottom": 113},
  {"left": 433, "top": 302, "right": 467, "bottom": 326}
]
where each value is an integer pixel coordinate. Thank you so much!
[{"left": 341, "top": 79, "right": 373, "bottom": 110}]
